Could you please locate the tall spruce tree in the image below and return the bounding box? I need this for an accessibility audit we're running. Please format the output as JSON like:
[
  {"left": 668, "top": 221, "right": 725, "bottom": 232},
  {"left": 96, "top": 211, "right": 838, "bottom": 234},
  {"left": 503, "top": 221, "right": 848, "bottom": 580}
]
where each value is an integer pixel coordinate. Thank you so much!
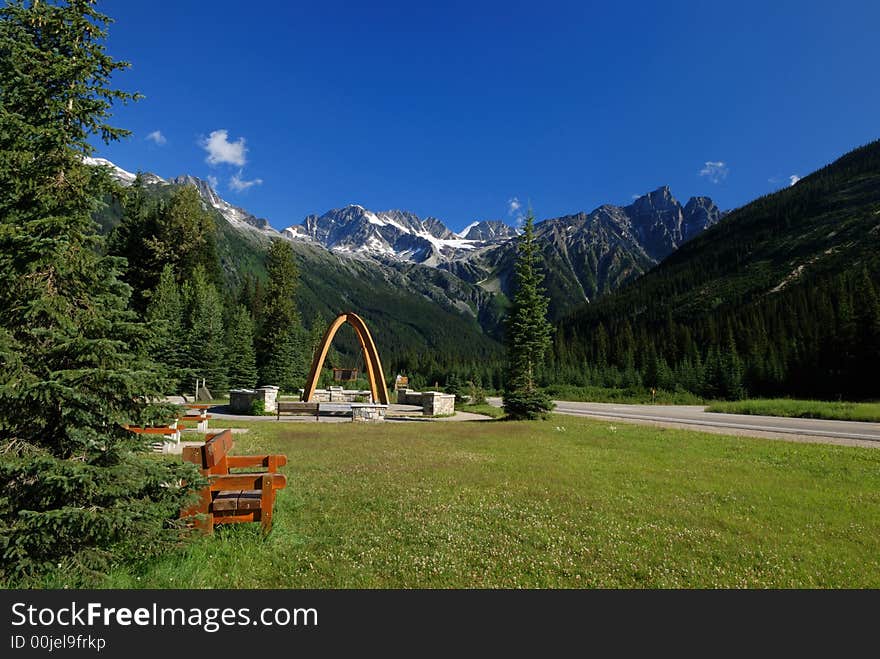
[
  {"left": 256, "top": 239, "right": 304, "bottom": 392},
  {"left": 226, "top": 305, "right": 258, "bottom": 389},
  {"left": 145, "top": 264, "right": 186, "bottom": 392},
  {"left": 108, "top": 182, "right": 221, "bottom": 313},
  {"left": 0, "top": 0, "right": 199, "bottom": 580},
  {"left": 181, "top": 265, "right": 228, "bottom": 395},
  {"left": 502, "top": 210, "right": 555, "bottom": 419}
]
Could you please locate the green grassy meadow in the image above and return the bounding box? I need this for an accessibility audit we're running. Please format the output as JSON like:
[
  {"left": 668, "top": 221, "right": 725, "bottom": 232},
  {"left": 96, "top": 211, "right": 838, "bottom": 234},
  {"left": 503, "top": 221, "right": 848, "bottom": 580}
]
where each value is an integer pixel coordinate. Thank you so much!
[
  {"left": 457, "top": 403, "right": 506, "bottom": 418},
  {"left": 543, "top": 384, "right": 705, "bottom": 405},
  {"left": 707, "top": 399, "right": 880, "bottom": 423},
  {"left": 41, "top": 415, "right": 880, "bottom": 589}
]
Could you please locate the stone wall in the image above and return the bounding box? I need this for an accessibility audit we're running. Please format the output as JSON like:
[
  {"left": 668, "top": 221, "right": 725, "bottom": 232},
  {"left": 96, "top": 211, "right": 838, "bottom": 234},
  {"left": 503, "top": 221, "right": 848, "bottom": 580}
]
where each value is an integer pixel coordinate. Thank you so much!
[
  {"left": 395, "top": 389, "right": 455, "bottom": 415},
  {"left": 304, "top": 388, "right": 373, "bottom": 403},
  {"left": 396, "top": 389, "right": 424, "bottom": 406},
  {"left": 351, "top": 404, "right": 387, "bottom": 422},
  {"left": 229, "top": 386, "right": 279, "bottom": 414},
  {"left": 422, "top": 391, "right": 455, "bottom": 416},
  {"left": 229, "top": 389, "right": 256, "bottom": 414}
]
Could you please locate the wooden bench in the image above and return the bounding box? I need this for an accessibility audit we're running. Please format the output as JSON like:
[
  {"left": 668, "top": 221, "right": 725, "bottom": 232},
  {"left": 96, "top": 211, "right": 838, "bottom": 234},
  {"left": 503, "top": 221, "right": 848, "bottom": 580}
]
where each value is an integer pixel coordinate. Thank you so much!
[
  {"left": 177, "top": 411, "right": 212, "bottom": 433},
  {"left": 124, "top": 421, "right": 180, "bottom": 452},
  {"left": 125, "top": 425, "right": 179, "bottom": 436},
  {"left": 180, "top": 429, "right": 287, "bottom": 534},
  {"left": 276, "top": 401, "right": 320, "bottom": 420}
]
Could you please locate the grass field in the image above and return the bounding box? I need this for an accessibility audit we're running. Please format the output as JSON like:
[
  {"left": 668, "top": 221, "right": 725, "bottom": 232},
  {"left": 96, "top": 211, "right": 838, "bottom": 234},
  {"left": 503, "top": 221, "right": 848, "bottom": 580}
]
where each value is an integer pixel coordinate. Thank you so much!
[
  {"left": 707, "top": 399, "right": 880, "bottom": 423},
  {"left": 41, "top": 415, "right": 880, "bottom": 589},
  {"left": 543, "top": 384, "right": 704, "bottom": 405},
  {"left": 457, "top": 402, "right": 506, "bottom": 418}
]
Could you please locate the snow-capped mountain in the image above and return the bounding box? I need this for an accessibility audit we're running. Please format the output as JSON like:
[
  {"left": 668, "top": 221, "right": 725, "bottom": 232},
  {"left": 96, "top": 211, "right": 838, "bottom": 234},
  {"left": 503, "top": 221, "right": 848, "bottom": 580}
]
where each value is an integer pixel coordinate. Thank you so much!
[
  {"left": 458, "top": 220, "right": 519, "bottom": 242},
  {"left": 82, "top": 157, "right": 274, "bottom": 234},
  {"left": 432, "top": 187, "right": 722, "bottom": 315},
  {"left": 283, "top": 187, "right": 721, "bottom": 267},
  {"left": 84, "top": 156, "right": 166, "bottom": 186},
  {"left": 168, "top": 175, "right": 274, "bottom": 233},
  {"left": 284, "top": 205, "right": 493, "bottom": 265},
  {"left": 83, "top": 156, "right": 722, "bottom": 322}
]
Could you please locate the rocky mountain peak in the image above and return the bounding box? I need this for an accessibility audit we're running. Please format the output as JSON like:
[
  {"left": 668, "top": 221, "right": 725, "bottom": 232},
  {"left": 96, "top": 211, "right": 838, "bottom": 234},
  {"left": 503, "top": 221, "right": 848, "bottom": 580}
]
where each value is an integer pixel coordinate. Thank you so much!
[
  {"left": 170, "top": 174, "right": 273, "bottom": 233},
  {"left": 459, "top": 220, "right": 518, "bottom": 242},
  {"left": 629, "top": 185, "right": 678, "bottom": 213},
  {"left": 83, "top": 156, "right": 165, "bottom": 187},
  {"left": 282, "top": 205, "right": 482, "bottom": 264},
  {"left": 682, "top": 196, "right": 723, "bottom": 241}
]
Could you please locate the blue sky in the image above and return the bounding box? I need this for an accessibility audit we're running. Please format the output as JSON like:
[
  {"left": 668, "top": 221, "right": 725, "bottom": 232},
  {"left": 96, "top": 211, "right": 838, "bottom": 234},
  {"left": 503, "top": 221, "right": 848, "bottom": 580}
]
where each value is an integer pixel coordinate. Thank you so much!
[{"left": 92, "top": 0, "right": 880, "bottom": 233}]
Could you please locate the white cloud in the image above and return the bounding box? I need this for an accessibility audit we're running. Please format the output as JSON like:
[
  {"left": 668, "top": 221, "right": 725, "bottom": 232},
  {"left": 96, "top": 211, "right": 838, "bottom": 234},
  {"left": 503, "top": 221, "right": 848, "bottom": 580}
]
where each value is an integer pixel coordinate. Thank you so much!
[
  {"left": 229, "top": 170, "right": 263, "bottom": 192},
  {"left": 507, "top": 196, "right": 526, "bottom": 227},
  {"left": 788, "top": 174, "right": 801, "bottom": 186},
  {"left": 698, "top": 160, "right": 729, "bottom": 184},
  {"left": 201, "top": 129, "right": 247, "bottom": 166},
  {"left": 146, "top": 130, "right": 166, "bottom": 146},
  {"left": 207, "top": 175, "right": 220, "bottom": 190},
  {"left": 632, "top": 193, "right": 641, "bottom": 200}
]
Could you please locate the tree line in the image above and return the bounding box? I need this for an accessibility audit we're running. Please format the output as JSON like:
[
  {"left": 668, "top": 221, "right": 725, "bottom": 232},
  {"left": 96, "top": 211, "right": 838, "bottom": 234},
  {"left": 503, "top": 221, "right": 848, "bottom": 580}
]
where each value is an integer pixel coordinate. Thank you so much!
[
  {"left": 550, "top": 265, "right": 880, "bottom": 401},
  {"left": 548, "top": 134, "right": 880, "bottom": 402},
  {"left": 107, "top": 181, "right": 321, "bottom": 396}
]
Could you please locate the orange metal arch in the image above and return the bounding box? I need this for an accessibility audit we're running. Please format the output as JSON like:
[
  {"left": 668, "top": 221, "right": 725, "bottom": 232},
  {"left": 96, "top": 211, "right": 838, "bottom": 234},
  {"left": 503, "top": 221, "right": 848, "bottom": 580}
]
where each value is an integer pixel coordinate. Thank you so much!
[{"left": 301, "top": 312, "right": 389, "bottom": 404}]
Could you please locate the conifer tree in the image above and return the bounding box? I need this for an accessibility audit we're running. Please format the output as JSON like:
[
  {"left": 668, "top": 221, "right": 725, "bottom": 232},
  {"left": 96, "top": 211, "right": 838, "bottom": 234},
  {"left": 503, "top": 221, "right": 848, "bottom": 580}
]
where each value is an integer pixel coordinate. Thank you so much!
[
  {"left": 145, "top": 264, "right": 186, "bottom": 392},
  {"left": 181, "top": 265, "right": 228, "bottom": 394},
  {"left": 853, "top": 268, "right": 880, "bottom": 397},
  {"left": 226, "top": 305, "right": 258, "bottom": 389},
  {"left": 108, "top": 182, "right": 220, "bottom": 313},
  {"left": 256, "top": 239, "right": 304, "bottom": 392},
  {"left": 308, "top": 314, "right": 327, "bottom": 359},
  {"left": 0, "top": 0, "right": 199, "bottom": 580},
  {"left": 155, "top": 185, "right": 221, "bottom": 287},
  {"left": 502, "top": 210, "right": 555, "bottom": 419}
]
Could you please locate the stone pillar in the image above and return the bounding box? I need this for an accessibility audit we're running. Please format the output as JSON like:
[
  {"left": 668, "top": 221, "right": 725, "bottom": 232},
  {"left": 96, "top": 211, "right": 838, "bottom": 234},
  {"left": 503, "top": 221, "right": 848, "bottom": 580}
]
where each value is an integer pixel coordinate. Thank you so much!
[
  {"left": 422, "top": 392, "right": 455, "bottom": 416},
  {"left": 257, "top": 386, "right": 279, "bottom": 413}
]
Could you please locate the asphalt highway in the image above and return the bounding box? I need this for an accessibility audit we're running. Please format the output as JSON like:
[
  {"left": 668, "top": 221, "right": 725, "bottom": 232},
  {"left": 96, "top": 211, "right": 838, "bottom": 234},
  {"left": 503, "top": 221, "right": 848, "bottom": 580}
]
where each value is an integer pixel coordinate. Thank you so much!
[{"left": 487, "top": 398, "right": 880, "bottom": 447}]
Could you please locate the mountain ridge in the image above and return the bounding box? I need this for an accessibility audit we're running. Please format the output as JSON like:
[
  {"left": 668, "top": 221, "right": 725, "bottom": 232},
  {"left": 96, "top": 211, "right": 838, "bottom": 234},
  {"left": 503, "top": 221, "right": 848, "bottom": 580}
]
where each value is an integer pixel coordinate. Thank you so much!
[
  {"left": 553, "top": 138, "right": 880, "bottom": 399},
  {"left": 85, "top": 157, "right": 721, "bottom": 325}
]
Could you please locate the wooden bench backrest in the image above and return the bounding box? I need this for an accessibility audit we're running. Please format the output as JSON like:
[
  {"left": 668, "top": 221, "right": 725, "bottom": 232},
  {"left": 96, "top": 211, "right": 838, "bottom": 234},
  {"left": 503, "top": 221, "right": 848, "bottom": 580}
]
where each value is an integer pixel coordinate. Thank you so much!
[
  {"left": 182, "top": 428, "right": 233, "bottom": 472},
  {"left": 278, "top": 401, "right": 318, "bottom": 410}
]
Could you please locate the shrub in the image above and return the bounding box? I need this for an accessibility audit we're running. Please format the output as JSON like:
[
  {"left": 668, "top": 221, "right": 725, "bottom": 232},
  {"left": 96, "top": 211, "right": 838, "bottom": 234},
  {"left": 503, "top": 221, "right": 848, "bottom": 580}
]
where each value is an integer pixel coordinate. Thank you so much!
[{"left": 467, "top": 378, "right": 487, "bottom": 405}]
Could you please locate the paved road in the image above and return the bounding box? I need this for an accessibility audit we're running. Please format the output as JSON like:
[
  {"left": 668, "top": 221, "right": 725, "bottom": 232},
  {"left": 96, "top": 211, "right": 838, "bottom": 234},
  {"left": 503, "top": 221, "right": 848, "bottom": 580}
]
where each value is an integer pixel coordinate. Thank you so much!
[{"left": 487, "top": 398, "right": 880, "bottom": 447}]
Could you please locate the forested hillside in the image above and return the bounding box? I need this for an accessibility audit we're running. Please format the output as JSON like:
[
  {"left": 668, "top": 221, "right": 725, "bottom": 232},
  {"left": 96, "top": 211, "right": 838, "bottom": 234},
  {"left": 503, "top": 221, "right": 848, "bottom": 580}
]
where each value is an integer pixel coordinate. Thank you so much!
[
  {"left": 98, "top": 177, "right": 503, "bottom": 393},
  {"left": 552, "top": 140, "right": 880, "bottom": 400}
]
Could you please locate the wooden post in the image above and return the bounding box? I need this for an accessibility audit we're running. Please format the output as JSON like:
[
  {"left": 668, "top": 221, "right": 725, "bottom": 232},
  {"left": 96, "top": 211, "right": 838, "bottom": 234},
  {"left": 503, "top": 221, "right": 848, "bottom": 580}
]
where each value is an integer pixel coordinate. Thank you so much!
[{"left": 260, "top": 474, "right": 273, "bottom": 534}]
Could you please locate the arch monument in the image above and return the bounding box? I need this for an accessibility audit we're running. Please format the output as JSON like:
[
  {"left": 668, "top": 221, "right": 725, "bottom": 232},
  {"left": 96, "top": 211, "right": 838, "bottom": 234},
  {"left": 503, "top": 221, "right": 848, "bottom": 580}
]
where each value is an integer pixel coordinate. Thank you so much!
[{"left": 301, "top": 312, "right": 390, "bottom": 405}]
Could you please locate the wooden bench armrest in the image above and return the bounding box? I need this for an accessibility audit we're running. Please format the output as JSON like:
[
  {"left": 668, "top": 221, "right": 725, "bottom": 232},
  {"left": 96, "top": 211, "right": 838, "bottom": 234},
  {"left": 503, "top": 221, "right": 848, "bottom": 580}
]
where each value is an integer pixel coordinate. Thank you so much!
[
  {"left": 180, "top": 428, "right": 287, "bottom": 536},
  {"left": 226, "top": 455, "right": 288, "bottom": 470},
  {"left": 126, "top": 426, "right": 179, "bottom": 435},
  {"left": 208, "top": 473, "right": 287, "bottom": 491}
]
